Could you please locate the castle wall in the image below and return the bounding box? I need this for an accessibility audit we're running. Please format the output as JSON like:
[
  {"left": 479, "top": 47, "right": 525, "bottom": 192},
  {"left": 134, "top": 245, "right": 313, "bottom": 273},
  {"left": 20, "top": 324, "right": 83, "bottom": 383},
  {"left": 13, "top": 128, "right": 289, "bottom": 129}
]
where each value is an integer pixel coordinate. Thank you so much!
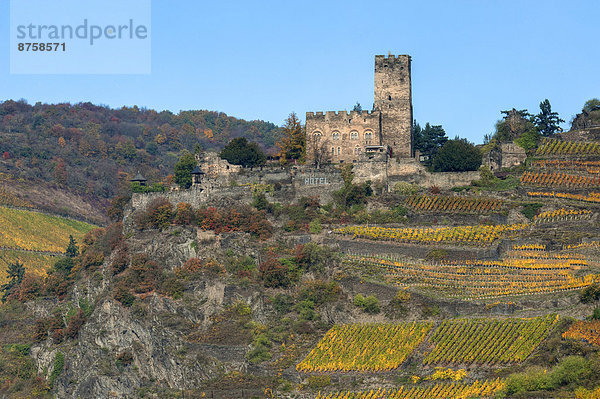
[
  {"left": 305, "top": 110, "right": 380, "bottom": 165},
  {"left": 374, "top": 55, "right": 413, "bottom": 158}
]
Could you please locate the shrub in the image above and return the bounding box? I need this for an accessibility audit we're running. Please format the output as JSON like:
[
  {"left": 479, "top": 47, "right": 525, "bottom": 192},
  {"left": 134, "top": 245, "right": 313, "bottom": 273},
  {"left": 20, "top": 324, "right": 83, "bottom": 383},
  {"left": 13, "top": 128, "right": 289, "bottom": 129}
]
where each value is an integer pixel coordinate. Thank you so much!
[
  {"left": 294, "top": 243, "right": 338, "bottom": 274},
  {"left": 49, "top": 352, "right": 64, "bottom": 388},
  {"left": 521, "top": 203, "right": 543, "bottom": 220},
  {"left": 298, "top": 280, "right": 340, "bottom": 306},
  {"left": 173, "top": 202, "right": 195, "bottom": 225},
  {"left": 393, "top": 181, "right": 420, "bottom": 196},
  {"left": 271, "top": 294, "right": 294, "bottom": 314},
  {"left": 308, "top": 219, "right": 322, "bottom": 234},
  {"left": 295, "top": 300, "right": 318, "bottom": 321},
  {"left": 160, "top": 275, "right": 184, "bottom": 299},
  {"left": 247, "top": 333, "right": 272, "bottom": 364},
  {"left": 113, "top": 284, "right": 135, "bottom": 307},
  {"left": 65, "top": 309, "right": 87, "bottom": 339},
  {"left": 354, "top": 294, "right": 380, "bottom": 314},
  {"left": 259, "top": 256, "right": 290, "bottom": 288},
  {"left": 111, "top": 247, "right": 129, "bottom": 275}
]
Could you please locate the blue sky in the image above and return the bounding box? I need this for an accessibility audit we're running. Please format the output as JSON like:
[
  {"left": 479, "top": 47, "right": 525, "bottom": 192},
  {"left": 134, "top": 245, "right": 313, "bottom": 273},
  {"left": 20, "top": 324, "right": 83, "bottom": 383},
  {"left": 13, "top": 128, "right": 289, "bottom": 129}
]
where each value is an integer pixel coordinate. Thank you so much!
[{"left": 1, "top": 0, "right": 598, "bottom": 143}]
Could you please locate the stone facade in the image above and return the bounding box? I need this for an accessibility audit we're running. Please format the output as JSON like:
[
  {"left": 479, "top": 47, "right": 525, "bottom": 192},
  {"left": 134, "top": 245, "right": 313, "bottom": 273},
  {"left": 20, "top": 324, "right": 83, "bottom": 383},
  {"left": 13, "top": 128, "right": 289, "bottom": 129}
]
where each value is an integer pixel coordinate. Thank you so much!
[
  {"left": 306, "top": 54, "right": 413, "bottom": 164},
  {"left": 484, "top": 143, "right": 526, "bottom": 171}
]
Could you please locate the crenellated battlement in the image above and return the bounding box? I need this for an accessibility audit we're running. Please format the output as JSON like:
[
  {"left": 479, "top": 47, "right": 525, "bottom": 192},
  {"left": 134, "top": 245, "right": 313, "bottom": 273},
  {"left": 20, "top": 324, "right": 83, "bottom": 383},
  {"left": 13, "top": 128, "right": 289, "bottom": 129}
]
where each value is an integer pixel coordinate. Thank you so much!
[
  {"left": 306, "top": 110, "right": 379, "bottom": 120},
  {"left": 375, "top": 54, "right": 410, "bottom": 60}
]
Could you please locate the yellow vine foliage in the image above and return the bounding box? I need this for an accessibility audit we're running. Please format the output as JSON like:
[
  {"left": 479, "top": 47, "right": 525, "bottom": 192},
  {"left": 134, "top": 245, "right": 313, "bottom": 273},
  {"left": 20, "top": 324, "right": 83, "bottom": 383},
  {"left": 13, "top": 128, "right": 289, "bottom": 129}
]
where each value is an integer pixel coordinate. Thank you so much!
[
  {"left": 314, "top": 378, "right": 505, "bottom": 399},
  {"left": 0, "top": 206, "right": 95, "bottom": 253},
  {"left": 562, "top": 320, "right": 600, "bottom": 347},
  {"left": 297, "top": 322, "right": 433, "bottom": 373}
]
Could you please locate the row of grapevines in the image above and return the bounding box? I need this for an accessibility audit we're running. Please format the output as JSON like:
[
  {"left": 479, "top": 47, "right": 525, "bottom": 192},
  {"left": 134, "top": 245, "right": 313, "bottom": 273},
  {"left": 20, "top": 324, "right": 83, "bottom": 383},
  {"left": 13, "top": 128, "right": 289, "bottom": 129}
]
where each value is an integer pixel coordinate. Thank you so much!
[
  {"left": 404, "top": 195, "right": 503, "bottom": 214},
  {"left": 0, "top": 206, "right": 95, "bottom": 253},
  {"left": 423, "top": 315, "right": 559, "bottom": 365},
  {"left": 521, "top": 171, "right": 600, "bottom": 187},
  {"left": 314, "top": 378, "right": 505, "bottom": 399},
  {"left": 536, "top": 139, "right": 600, "bottom": 156},
  {"left": 532, "top": 159, "right": 600, "bottom": 174},
  {"left": 562, "top": 320, "right": 600, "bottom": 347},
  {"left": 335, "top": 224, "right": 529, "bottom": 246},
  {"left": 533, "top": 208, "right": 592, "bottom": 223},
  {"left": 350, "top": 254, "right": 594, "bottom": 299},
  {"left": 296, "top": 322, "right": 433, "bottom": 372},
  {"left": 527, "top": 191, "right": 600, "bottom": 204}
]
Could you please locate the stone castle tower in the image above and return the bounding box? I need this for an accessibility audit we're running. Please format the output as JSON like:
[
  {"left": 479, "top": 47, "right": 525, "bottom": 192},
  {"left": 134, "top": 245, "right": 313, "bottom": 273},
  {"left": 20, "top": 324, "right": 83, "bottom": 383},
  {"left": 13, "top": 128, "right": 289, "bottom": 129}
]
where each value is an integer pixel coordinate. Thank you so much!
[{"left": 306, "top": 54, "right": 413, "bottom": 164}]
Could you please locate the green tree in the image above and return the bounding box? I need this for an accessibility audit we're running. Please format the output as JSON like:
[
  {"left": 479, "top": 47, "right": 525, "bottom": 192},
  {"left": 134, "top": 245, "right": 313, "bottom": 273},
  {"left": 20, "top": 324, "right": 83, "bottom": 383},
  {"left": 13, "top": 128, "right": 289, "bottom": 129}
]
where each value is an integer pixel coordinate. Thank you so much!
[
  {"left": 219, "top": 137, "right": 266, "bottom": 168},
  {"left": 352, "top": 102, "right": 362, "bottom": 112},
  {"left": 432, "top": 138, "right": 482, "bottom": 172},
  {"left": 494, "top": 109, "right": 535, "bottom": 142},
  {"left": 534, "top": 99, "right": 564, "bottom": 137},
  {"left": 277, "top": 112, "right": 305, "bottom": 163},
  {"left": 583, "top": 98, "right": 600, "bottom": 113},
  {"left": 1, "top": 261, "right": 25, "bottom": 302},
  {"left": 413, "top": 121, "right": 448, "bottom": 164},
  {"left": 65, "top": 235, "right": 79, "bottom": 258},
  {"left": 174, "top": 151, "right": 197, "bottom": 189}
]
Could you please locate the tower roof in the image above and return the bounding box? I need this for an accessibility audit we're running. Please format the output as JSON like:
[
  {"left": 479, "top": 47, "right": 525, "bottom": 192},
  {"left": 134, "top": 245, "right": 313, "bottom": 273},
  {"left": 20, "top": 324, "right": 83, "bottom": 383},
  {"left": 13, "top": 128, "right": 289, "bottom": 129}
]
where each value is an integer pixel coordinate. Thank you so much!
[
  {"left": 191, "top": 166, "right": 204, "bottom": 175},
  {"left": 131, "top": 172, "right": 147, "bottom": 182}
]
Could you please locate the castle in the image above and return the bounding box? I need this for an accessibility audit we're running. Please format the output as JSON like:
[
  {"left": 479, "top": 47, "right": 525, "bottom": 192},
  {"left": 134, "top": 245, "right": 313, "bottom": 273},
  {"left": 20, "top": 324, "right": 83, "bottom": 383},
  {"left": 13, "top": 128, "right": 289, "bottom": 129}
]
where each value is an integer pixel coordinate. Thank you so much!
[{"left": 306, "top": 54, "right": 413, "bottom": 164}]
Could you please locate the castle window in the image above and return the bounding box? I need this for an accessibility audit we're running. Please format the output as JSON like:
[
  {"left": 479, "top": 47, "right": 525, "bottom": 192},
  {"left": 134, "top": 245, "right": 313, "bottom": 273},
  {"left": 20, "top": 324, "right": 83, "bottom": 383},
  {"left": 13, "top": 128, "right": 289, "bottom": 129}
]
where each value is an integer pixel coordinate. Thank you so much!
[
  {"left": 332, "top": 132, "right": 340, "bottom": 140},
  {"left": 331, "top": 147, "right": 335, "bottom": 155},
  {"left": 388, "top": 95, "right": 392, "bottom": 100},
  {"left": 350, "top": 131, "right": 358, "bottom": 140},
  {"left": 348, "top": 118, "right": 352, "bottom": 123},
  {"left": 337, "top": 147, "right": 341, "bottom": 155},
  {"left": 365, "top": 131, "right": 373, "bottom": 144}
]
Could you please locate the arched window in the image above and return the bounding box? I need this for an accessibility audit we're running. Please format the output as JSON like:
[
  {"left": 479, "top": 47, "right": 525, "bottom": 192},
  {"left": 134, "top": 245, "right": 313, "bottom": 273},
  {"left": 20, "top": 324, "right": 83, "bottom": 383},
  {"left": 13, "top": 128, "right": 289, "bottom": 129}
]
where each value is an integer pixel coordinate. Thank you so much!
[
  {"left": 350, "top": 131, "right": 358, "bottom": 140},
  {"left": 332, "top": 132, "right": 340, "bottom": 141},
  {"left": 365, "top": 131, "right": 373, "bottom": 144},
  {"left": 337, "top": 147, "right": 341, "bottom": 155},
  {"left": 331, "top": 147, "right": 335, "bottom": 155}
]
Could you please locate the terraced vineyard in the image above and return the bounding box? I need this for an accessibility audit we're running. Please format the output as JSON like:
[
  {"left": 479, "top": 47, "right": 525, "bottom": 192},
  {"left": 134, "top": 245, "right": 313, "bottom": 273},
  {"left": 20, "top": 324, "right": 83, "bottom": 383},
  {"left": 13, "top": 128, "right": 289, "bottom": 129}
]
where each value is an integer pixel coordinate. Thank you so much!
[
  {"left": 404, "top": 195, "right": 503, "bottom": 214},
  {"left": 527, "top": 191, "right": 600, "bottom": 204},
  {"left": 348, "top": 254, "right": 595, "bottom": 299},
  {"left": 335, "top": 223, "right": 529, "bottom": 246},
  {"left": 535, "top": 139, "right": 600, "bottom": 156},
  {"left": 533, "top": 208, "right": 592, "bottom": 223},
  {"left": 521, "top": 171, "right": 600, "bottom": 188},
  {"left": 314, "top": 379, "right": 506, "bottom": 399},
  {"left": 0, "top": 206, "right": 95, "bottom": 253},
  {"left": 297, "top": 322, "right": 433, "bottom": 372},
  {"left": 423, "top": 315, "right": 559, "bottom": 366},
  {"left": 532, "top": 159, "right": 600, "bottom": 174}
]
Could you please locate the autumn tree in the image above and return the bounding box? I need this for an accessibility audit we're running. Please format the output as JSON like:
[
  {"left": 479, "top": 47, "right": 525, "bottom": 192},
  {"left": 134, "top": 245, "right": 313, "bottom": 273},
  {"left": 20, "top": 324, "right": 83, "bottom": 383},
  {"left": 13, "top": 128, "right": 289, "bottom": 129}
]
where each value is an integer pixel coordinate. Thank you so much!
[
  {"left": 277, "top": 112, "right": 305, "bottom": 164},
  {"left": 309, "top": 134, "right": 331, "bottom": 168},
  {"left": 54, "top": 158, "right": 67, "bottom": 185}
]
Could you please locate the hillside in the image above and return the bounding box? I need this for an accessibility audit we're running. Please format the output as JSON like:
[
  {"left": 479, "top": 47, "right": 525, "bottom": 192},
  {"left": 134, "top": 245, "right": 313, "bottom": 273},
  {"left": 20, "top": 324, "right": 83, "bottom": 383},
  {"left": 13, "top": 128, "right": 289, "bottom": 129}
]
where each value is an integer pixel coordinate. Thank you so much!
[
  {"left": 0, "top": 100, "right": 282, "bottom": 202},
  {"left": 2, "top": 135, "right": 600, "bottom": 399},
  {"left": 0, "top": 206, "right": 96, "bottom": 285}
]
